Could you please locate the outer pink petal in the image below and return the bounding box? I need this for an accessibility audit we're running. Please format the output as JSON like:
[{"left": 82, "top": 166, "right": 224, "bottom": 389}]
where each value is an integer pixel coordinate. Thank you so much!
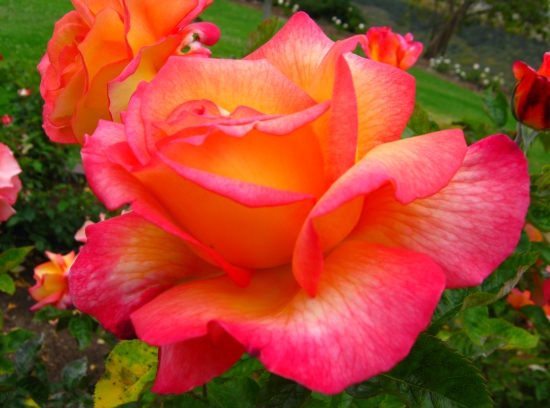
[
  {"left": 348, "top": 134, "right": 530, "bottom": 288},
  {"left": 153, "top": 325, "right": 245, "bottom": 394},
  {"left": 82, "top": 121, "right": 252, "bottom": 286},
  {"left": 345, "top": 53, "right": 415, "bottom": 158},
  {"left": 293, "top": 130, "right": 468, "bottom": 296},
  {"left": 0, "top": 144, "right": 22, "bottom": 190},
  {"left": 244, "top": 12, "right": 334, "bottom": 92},
  {"left": 132, "top": 241, "right": 445, "bottom": 394},
  {"left": 69, "top": 212, "right": 221, "bottom": 338}
]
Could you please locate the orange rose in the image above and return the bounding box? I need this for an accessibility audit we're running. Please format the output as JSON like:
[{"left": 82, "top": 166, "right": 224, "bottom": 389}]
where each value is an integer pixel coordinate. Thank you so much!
[
  {"left": 363, "top": 27, "right": 423, "bottom": 70},
  {"left": 29, "top": 251, "right": 75, "bottom": 311},
  {"left": 38, "top": 0, "right": 219, "bottom": 145}
]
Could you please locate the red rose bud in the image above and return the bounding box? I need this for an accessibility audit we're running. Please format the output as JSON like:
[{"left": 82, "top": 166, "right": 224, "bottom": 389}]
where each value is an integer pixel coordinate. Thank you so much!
[
  {"left": 1, "top": 115, "right": 12, "bottom": 126},
  {"left": 512, "top": 53, "right": 550, "bottom": 130}
]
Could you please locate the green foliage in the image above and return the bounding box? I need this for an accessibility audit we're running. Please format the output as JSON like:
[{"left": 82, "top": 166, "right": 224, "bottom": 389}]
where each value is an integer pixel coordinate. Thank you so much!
[
  {"left": 243, "top": 17, "right": 279, "bottom": 57},
  {"left": 527, "top": 165, "right": 550, "bottom": 232},
  {"left": 446, "top": 306, "right": 538, "bottom": 359},
  {"left": 0, "top": 247, "right": 34, "bottom": 273},
  {"left": 69, "top": 314, "right": 94, "bottom": 351},
  {"left": 256, "top": 374, "right": 311, "bottom": 408},
  {"left": 405, "top": 103, "right": 440, "bottom": 136},
  {"left": 346, "top": 333, "right": 493, "bottom": 408},
  {"left": 95, "top": 340, "right": 158, "bottom": 408},
  {"left": 428, "top": 252, "right": 539, "bottom": 334},
  {"left": 482, "top": 87, "right": 508, "bottom": 129}
]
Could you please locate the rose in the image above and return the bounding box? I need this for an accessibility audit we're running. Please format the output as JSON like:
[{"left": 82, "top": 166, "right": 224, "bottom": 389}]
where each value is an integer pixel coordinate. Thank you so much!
[
  {"left": 363, "top": 27, "right": 423, "bottom": 70},
  {"left": 70, "top": 13, "right": 529, "bottom": 394},
  {"left": 29, "top": 251, "right": 75, "bottom": 311},
  {"left": 512, "top": 53, "right": 550, "bottom": 130},
  {"left": 39, "top": 0, "right": 219, "bottom": 145},
  {"left": 1, "top": 115, "right": 13, "bottom": 126},
  {"left": 0, "top": 143, "right": 22, "bottom": 223}
]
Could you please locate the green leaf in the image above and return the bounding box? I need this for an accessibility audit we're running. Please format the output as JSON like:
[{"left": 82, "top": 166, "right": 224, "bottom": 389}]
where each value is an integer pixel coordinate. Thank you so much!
[
  {"left": 62, "top": 357, "right": 87, "bottom": 392},
  {"left": 222, "top": 354, "right": 264, "bottom": 378},
  {"left": 243, "top": 17, "right": 279, "bottom": 57},
  {"left": 528, "top": 202, "right": 550, "bottom": 232},
  {"left": 0, "top": 273, "right": 15, "bottom": 295},
  {"left": 0, "top": 358, "right": 13, "bottom": 375},
  {"left": 94, "top": 340, "right": 158, "bottom": 408},
  {"left": 519, "top": 305, "right": 550, "bottom": 338},
  {"left": 16, "top": 376, "right": 48, "bottom": 407},
  {"left": 68, "top": 314, "right": 93, "bottom": 350},
  {"left": 208, "top": 377, "right": 259, "bottom": 408},
  {"left": 351, "top": 394, "right": 406, "bottom": 408},
  {"left": 405, "top": 103, "right": 440, "bottom": 136},
  {"left": 14, "top": 334, "right": 43, "bottom": 377},
  {"left": 530, "top": 242, "right": 550, "bottom": 263},
  {"left": 164, "top": 394, "right": 206, "bottom": 408},
  {"left": 515, "top": 230, "right": 531, "bottom": 253},
  {"left": 33, "top": 305, "right": 73, "bottom": 322},
  {"left": 461, "top": 306, "right": 538, "bottom": 356},
  {"left": 539, "top": 131, "right": 550, "bottom": 153},
  {"left": 256, "top": 374, "right": 312, "bottom": 408},
  {"left": 0, "top": 247, "right": 33, "bottom": 273},
  {"left": 346, "top": 333, "right": 493, "bottom": 408},
  {"left": 482, "top": 87, "right": 508, "bottom": 128},
  {"left": 428, "top": 252, "right": 538, "bottom": 334},
  {"left": 0, "top": 329, "right": 36, "bottom": 354}
]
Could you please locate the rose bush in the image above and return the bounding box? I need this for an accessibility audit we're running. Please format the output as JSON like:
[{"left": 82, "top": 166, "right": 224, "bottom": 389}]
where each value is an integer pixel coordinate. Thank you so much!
[
  {"left": 29, "top": 251, "right": 74, "bottom": 311},
  {"left": 70, "top": 13, "right": 530, "bottom": 394},
  {"left": 363, "top": 27, "right": 423, "bottom": 70},
  {"left": 512, "top": 52, "right": 550, "bottom": 130},
  {"left": 0, "top": 143, "right": 22, "bottom": 222},
  {"left": 39, "top": 0, "right": 219, "bottom": 145}
]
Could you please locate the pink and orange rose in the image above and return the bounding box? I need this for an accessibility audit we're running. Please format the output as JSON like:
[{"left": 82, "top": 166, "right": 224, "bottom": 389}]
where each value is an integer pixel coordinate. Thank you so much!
[
  {"left": 29, "top": 251, "right": 75, "bottom": 311},
  {"left": 363, "top": 27, "right": 423, "bottom": 70},
  {"left": 0, "top": 143, "right": 22, "bottom": 223},
  {"left": 70, "top": 14, "right": 529, "bottom": 394},
  {"left": 38, "top": 0, "right": 219, "bottom": 145}
]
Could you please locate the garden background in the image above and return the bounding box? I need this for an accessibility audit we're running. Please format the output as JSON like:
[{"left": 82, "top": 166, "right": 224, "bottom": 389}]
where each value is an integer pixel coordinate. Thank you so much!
[{"left": 1, "top": 0, "right": 550, "bottom": 406}]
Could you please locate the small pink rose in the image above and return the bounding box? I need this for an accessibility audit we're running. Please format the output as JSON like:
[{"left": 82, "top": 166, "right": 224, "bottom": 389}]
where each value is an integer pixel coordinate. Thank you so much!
[{"left": 0, "top": 143, "right": 22, "bottom": 223}]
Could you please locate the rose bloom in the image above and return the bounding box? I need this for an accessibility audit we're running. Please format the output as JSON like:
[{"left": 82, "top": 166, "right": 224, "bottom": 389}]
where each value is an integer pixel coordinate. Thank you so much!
[
  {"left": 1, "top": 115, "right": 13, "bottom": 126},
  {"left": 70, "top": 14, "right": 529, "bottom": 394},
  {"left": 512, "top": 53, "right": 550, "bottom": 130},
  {"left": 507, "top": 276, "right": 550, "bottom": 318},
  {"left": 0, "top": 143, "right": 22, "bottom": 222},
  {"left": 29, "top": 251, "right": 75, "bottom": 311},
  {"left": 363, "top": 27, "right": 423, "bottom": 70},
  {"left": 39, "top": 0, "right": 219, "bottom": 145}
]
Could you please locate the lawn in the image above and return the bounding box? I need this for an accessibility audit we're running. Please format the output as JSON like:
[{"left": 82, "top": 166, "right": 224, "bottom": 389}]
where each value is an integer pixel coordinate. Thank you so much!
[{"left": 1, "top": 0, "right": 548, "bottom": 171}]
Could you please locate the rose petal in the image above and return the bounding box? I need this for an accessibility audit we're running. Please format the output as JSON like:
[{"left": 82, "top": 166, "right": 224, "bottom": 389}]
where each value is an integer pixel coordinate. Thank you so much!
[
  {"left": 70, "top": 211, "right": 221, "bottom": 338},
  {"left": 244, "top": 12, "right": 333, "bottom": 92},
  {"left": 153, "top": 324, "right": 245, "bottom": 394},
  {"left": 347, "top": 134, "right": 530, "bottom": 288},
  {"left": 132, "top": 241, "right": 445, "bottom": 394},
  {"left": 293, "top": 130, "right": 468, "bottom": 296},
  {"left": 140, "top": 57, "right": 317, "bottom": 154},
  {"left": 82, "top": 120, "right": 252, "bottom": 286}
]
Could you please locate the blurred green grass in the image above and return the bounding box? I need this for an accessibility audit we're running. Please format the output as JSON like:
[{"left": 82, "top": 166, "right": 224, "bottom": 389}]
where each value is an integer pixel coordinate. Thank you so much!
[{"left": 0, "top": 0, "right": 548, "bottom": 171}]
